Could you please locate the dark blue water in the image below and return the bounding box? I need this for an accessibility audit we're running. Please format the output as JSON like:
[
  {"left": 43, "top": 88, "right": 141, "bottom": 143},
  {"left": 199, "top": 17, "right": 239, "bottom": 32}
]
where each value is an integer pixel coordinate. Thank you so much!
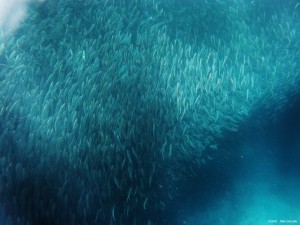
[{"left": 166, "top": 93, "right": 300, "bottom": 225}]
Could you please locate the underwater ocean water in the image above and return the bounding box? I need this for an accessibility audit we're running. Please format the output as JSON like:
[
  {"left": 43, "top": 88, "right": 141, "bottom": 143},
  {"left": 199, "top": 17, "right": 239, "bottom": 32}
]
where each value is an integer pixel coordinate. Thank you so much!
[{"left": 0, "top": 0, "right": 300, "bottom": 224}]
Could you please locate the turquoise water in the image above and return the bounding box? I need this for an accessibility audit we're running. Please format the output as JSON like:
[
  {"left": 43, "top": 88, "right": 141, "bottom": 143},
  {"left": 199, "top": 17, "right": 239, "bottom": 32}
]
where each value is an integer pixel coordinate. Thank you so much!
[
  {"left": 0, "top": 0, "right": 300, "bottom": 224},
  {"left": 166, "top": 93, "right": 300, "bottom": 225}
]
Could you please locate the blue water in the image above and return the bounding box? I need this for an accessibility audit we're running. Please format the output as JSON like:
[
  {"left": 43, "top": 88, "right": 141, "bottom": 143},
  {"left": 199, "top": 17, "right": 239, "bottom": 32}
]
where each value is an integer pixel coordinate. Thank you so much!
[
  {"left": 166, "top": 94, "right": 300, "bottom": 225},
  {"left": 0, "top": 0, "right": 300, "bottom": 225}
]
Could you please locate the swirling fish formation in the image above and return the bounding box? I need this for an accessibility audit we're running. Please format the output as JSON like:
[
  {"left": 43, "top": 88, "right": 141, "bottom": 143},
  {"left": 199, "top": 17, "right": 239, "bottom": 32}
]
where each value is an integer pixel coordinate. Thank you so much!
[{"left": 0, "top": 0, "right": 299, "bottom": 224}]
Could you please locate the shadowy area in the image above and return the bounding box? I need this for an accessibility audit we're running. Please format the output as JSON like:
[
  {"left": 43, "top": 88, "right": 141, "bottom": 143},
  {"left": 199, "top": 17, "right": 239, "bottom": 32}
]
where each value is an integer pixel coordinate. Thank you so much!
[{"left": 165, "top": 91, "right": 300, "bottom": 225}]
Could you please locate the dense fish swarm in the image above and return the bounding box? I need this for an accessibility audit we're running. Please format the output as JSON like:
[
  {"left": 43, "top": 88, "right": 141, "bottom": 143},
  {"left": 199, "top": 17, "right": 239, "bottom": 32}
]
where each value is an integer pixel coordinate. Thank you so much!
[{"left": 0, "top": 0, "right": 299, "bottom": 224}]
